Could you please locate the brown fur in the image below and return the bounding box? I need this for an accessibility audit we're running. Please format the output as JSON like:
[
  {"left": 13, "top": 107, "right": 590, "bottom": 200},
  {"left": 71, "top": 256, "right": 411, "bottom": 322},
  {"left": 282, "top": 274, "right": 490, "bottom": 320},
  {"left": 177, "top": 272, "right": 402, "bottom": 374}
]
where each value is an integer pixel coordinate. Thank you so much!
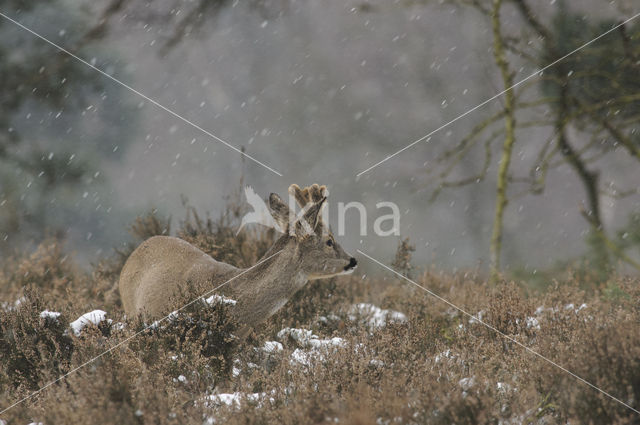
[{"left": 118, "top": 184, "right": 355, "bottom": 332}]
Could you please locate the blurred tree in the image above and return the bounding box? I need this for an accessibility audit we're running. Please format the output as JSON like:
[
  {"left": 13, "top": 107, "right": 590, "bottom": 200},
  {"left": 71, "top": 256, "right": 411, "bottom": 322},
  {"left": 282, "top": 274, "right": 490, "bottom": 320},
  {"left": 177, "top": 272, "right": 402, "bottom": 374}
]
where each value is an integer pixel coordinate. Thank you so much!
[
  {"left": 488, "top": 0, "right": 517, "bottom": 282},
  {"left": 0, "top": 1, "right": 136, "bottom": 254},
  {"left": 0, "top": 0, "right": 288, "bottom": 256},
  {"left": 428, "top": 0, "right": 640, "bottom": 279}
]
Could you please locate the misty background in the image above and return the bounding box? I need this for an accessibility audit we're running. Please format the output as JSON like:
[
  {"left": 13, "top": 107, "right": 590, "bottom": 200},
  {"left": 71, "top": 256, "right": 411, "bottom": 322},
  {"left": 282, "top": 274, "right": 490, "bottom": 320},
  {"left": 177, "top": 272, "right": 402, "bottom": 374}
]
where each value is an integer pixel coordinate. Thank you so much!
[{"left": 1, "top": 0, "right": 639, "bottom": 276}]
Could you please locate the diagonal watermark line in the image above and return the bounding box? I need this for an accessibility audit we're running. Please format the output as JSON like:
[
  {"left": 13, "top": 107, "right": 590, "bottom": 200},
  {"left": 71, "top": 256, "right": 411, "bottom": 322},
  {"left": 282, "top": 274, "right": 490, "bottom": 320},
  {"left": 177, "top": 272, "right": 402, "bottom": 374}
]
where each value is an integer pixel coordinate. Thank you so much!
[
  {"left": 0, "top": 11, "right": 283, "bottom": 177},
  {"left": 357, "top": 249, "right": 640, "bottom": 415},
  {"left": 0, "top": 249, "right": 282, "bottom": 416},
  {"left": 356, "top": 11, "right": 640, "bottom": 177}
]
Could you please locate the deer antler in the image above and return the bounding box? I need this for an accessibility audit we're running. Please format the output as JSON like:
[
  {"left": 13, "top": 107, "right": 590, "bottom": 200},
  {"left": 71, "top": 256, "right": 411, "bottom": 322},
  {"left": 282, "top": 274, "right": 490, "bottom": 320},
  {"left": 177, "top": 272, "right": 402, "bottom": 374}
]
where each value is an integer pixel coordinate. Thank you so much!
[{"left": 288, "top": 183, "right": 329, "bottom": 208}]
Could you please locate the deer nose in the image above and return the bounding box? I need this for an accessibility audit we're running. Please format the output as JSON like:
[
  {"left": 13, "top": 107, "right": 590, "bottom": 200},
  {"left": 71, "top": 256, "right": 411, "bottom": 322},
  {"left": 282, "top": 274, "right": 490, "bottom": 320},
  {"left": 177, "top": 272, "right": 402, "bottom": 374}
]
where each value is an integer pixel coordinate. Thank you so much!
[{"left": 345, "top": 257, "right": 357, "bottom": 270}]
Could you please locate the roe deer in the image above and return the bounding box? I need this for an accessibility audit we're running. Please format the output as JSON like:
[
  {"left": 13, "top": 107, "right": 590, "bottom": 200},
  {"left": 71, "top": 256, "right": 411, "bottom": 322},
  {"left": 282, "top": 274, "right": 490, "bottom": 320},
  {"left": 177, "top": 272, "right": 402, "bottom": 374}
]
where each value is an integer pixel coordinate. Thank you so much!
[{"left": 118, "top": 184, "right": 357, "bottom": 333}]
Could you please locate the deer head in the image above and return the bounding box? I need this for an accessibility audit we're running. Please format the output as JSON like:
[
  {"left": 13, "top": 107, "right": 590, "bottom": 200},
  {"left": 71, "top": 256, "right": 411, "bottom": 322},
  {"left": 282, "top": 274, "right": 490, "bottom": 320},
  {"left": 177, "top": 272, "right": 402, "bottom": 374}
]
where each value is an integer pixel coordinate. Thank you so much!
[{"left": 268, "top": 184, "right": 357, "bottom": 279}]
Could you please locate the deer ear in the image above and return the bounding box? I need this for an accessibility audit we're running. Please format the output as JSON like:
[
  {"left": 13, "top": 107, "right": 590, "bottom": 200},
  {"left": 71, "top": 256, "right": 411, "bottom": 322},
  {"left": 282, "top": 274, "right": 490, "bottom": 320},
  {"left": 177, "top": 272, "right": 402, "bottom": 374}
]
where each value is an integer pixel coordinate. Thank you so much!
[{"left": 268, "top": 193, "right": 290, "bottom": 231}]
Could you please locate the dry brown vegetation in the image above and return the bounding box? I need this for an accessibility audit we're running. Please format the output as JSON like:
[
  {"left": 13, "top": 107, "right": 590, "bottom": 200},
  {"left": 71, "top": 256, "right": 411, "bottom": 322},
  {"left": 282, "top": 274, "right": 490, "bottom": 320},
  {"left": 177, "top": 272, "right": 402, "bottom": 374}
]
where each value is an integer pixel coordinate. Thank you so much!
[{"left": 1, "top": 202, "right": 639, "bottom": 424}]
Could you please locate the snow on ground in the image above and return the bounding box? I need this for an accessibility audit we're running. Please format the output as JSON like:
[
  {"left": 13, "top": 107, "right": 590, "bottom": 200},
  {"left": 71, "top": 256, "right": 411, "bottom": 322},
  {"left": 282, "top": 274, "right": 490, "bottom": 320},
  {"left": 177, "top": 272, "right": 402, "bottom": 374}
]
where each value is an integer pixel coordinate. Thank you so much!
[
  {"left": 290, "top": 348, "right": 323, "bottom": 366},
  {"left": 69, "top": 310, "right": 111, "bottom": 336},
  {"left": 525, "top": 316, "right": 540, "bottom": 330},
  {"left": 39, "top": 310, "right": 61, "bottom": 320},
  {"left": 496, "top": 382, "right": 514, "bottom": 393},
  {"left": 204, "top": 294, "right": 237, "bottom": 306},
  {"left": 232, "top": 366, "right": 241, "bottom": 377},
  {"left": 1, "top": 297, "right": 25, "bottom": 312},
  {"left": 458, "top": 376, "right": 475, "bottom": 390},
  {"left": 262, "top": 340, "right": 283, "bottom": 353},
  {"left": 253, "top": 303, "right": 407, "bottom": 370},
  {"left": 466, "top": 303, "right": 589, "bottom": 332},
  {"left": 277, "top": 327, "right": 345, "bottom": 349},
  {"left": 434, "top": 349, "right": 456, "bottom": 363},
  {"left": 348, "top": 303, "right": 407, "bottom": 330},
  {"left": 45, "top": 309, "right": 123, "bottom": 335},
  {"left": 369, "top": 359, "right": 385, "bottom": 367},
  {"left": 277, "top": 327, "right": 345, "bottom": 366},
  {"left": 204, "top": 391, "right": 275, "bottom": 409},
  {"left": 148, "top": 310, "right": 179, "bottom": 330},
  {"left": 535, "top": 303, "right": 588, "bottom": 316},
  {"left": 565, "top": 303, "right": 587, "bottom": 313}
]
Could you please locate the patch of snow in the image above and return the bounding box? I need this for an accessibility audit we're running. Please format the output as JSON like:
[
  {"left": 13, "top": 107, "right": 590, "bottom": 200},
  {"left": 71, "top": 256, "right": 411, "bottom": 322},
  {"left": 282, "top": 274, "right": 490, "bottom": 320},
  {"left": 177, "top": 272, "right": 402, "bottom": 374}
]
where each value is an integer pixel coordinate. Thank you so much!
[
  {"left": 317, "top": 313, "right": 341, "bottom": 325},
  {"left": 525, "top": 316, "right": 540, "bottom": 330},
  {"left": 369, "top": 359, "right": 385, "bottom": 367},
  {"left": 290, "top": 348, "right": 322, "bottom": 366},
  {"left": 277, "top": 327, "right": 345, "bottom": 349},
  {"left": 40, "top": 310, "right": 61, "bottom": 320},
  {"left": 1, "top": 296, "right": 26, "bottom": 312},
  {"left": 353, "top": 342, "right": 367, "bottom": 354},
  {"left": 496, "top": 382, "right": 514, "bottom": 392},
  {"left": 204, "top": 294, "right": 237, "bottom": 306},
  {"left": 534, "top": 305, "right": 545, "bottom": 315},
  {"left": 458, "top": 376, "right": 475, "bottom": 390},
  {"left": 69, "top": 310, "right": 110, "bottom": 336},
  {"left": 177, "top": 375, "right": 187, "bottom": 383},
  {"left": 205, "top": 391, "right": 274, "bottom": 409},
  {"left": 208, "top": 392, "right": 243, "bottom": 408},
  {"left": 348, "top": 303, "right": 407, "bottom": 329},
  {"left": 262, "top": 341, "right": 283, "bottom": 353},
  {"left": 277, "top": 328, "right": 347, "bottom": 368},
  {"left": 435, "top": 349, "right": 456, "bottom": 363},
  {"left": 308, "top": 337, "right": 345, "bottom": 349},
  {"left": 111, "top": 322, "right": 126, "bottom": 331},
  {"left": 563, "top": 303, "right": 588, "bottom": 314},
  {"left": 277, "top": 327, "right": 314, "bottom": 344},
  {"left": 246, "top": 392, "right": 273, "bottom": 404},
  {"left": 232, "top": 366, "right": 241, "bottom": 377}
]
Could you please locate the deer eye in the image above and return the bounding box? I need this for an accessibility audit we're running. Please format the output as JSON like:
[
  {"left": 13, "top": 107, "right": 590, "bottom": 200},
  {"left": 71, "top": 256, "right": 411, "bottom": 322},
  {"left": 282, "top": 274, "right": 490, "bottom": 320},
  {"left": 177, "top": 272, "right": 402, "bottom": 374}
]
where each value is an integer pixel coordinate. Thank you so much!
[{"left": 326, "top": 239, "right": 333, "bottom": 247}]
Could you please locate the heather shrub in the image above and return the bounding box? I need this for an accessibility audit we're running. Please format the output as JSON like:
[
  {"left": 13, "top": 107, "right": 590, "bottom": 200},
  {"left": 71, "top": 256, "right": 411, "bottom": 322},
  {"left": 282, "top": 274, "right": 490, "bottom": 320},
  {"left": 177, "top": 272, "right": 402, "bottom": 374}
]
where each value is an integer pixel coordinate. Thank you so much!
[
  {"left": 0, "top": 240, "right": 90, "bottom": 313},
  {"left": 1, "top": 201, "right": 639, "bottom": 424},
  {"left": 0, "top": 288, "right": 73, "bottom": 392}
]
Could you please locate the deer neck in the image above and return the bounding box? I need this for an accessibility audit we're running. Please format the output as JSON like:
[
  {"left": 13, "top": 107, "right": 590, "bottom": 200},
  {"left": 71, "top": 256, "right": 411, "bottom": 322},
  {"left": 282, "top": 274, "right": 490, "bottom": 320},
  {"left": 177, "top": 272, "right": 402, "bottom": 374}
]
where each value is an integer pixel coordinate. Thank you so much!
[
  {"left": 224, "top": 237, "right": 307, "bottom": 325},
  {"left": 236, "top": 238, "right": 305, "bottom": 294}
]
